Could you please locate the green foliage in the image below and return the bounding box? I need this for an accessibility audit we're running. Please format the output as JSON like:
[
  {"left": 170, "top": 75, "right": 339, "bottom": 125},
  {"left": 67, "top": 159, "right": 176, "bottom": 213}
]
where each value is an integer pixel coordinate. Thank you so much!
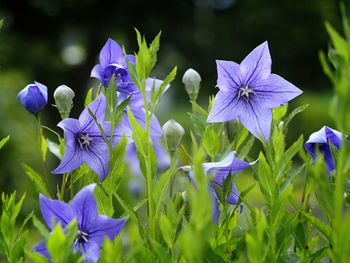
[
  {"left": 203, "top": 125, "right": 220, "bottom": 159},
  {"left": 0, "top": 192, "right": 32, "bottom": 263},
  {"left": 21, "top": 163, "right": 50, "bottom": 197},
  {"left": 0, "top": 135, "right": 10, "bottom": 150}
]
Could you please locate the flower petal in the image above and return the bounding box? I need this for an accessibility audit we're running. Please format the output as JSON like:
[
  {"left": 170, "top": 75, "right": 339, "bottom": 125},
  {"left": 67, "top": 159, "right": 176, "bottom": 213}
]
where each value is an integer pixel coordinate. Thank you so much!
[
  {"left": 70, "top": 184, "right": 98, "bottom": 229},
  {"left": 240, "top": 41, "right": 271, "bottom": 84},
  {"left": 83, "top": 143, "right": 110, "bottom": 181},
  {"left": 238, "top": 102, "right": 272, "bottom": 142},
  {"left": 91, "top": 64, "right": 105, "bottom": 82},
  {"left": 51, "top": 141, "right": 83, "bottom": 175},
  {"left": 207, "top": 91, "right": 241, "bottom": 123},
  {"left": 132, "top": 107, "right": 162, "bottom": 137},
  {"left": 325, "top": 126, "right": 343, "bottom": 149},
  {"left": 204, "top": 152, "right": 252, "bottom": 181},
  {"left": 252, "top": 73, "right": 302, "bottom": 108},
  {"left": 79, "top": 94, "right": 107, "bottom": 130},
  {"left": 216, "top": 60, "right": 242, "bottom": 91},
  {"left": 209, "top": 186, "right": 219, "bottom": 223},
  {"left": 39, "top": 194, "right": 74, "bottom": 230},
  {"left": 81, "top": 241, "right": 101, "bottom": 263},
  {"left": 33, "top": 240, "right": 50, "bottom": 259},
  {"left": 88, "top": 215, "right": 126, "bottom": 242},
  {"left": 99, "top": 38, "right": 123, "bottom": 67}
]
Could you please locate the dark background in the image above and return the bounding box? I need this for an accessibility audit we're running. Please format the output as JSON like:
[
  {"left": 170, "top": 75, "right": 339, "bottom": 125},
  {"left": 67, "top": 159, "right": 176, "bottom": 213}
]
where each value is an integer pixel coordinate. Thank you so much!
[{"left": 0, "top": 0, "right": 344, "bottom": 196}]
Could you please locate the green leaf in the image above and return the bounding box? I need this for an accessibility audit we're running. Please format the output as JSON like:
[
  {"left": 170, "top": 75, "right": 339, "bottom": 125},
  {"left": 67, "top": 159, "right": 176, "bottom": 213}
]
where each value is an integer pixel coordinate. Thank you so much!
[
  {"left": 0, "top": 135, "right": 10, "bottom": 150},
  {"left": 113, "top": 192, "right": 146, "bottom": 240},
  {"left": 301, "top": 210, "right": 332, "bottom": 242},
  {"left": 159, "top": 214, "right": 174, "bottom": 248},
  {"left": 41, "top": 135, "right": 48, "bottom": 161},
  {"left": 32, "top": 215, "right": 50, "bottom": 239},
  {"left": 47, "top": 224, "right": 66, "bottom": 261},
  {"left": 319, "top": 51, "right": 335, "bottom": 83},
  {"left": 21, "top": 163, "right": 50, "bottom": 197},
  {"left": 277, "top": 135, "right": 304, "bottom": 179},
  {"left": 273, "top": 104, "right": 288, "bottom": 123},
  {"left": 25, "top": 250, "right": 50, "bottom": 263},
  {"left": 127, "top": 108, "right": 150, "bottom": 178},
  {"left": 256, "top": 152, "right": 273, "bottom": 203},
  {"left": 325, "top": 21, "right": 349, "bottom": 61},
  {"left": 151, "top": 66, "right": 177, "bottom": 108},
  {"left": 203, "top": 126, "right": 220, "bottom": 158},
  {"left": 0, "top": 18, "right": 4, "bottom": 30},
  {"left": 106, "top": 75, "right": 117, "bottom": 114},
  {"left": 105, "top": 136, "right": 128, "bottom": 193},
  {"left": 84, "top": 88, "right": 94, "bottom": 107},
  {"left": 283, "top": 104, "right": 309, "bottom": 129},
  {"left": 153, "top": 168, "right": 172, "bottom": 216},
  {"left": 94, "top": 186, "right": 114, "bottom": 217},
  {"left": 46, "top": 139, "right": 61, "bottom": 159}
]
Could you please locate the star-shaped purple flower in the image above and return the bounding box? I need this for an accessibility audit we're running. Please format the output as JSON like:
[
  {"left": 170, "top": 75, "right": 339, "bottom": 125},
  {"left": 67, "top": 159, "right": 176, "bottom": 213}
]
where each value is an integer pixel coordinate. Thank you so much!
[
  {"left": 207, "top": 42, "right": 302, "bottom": 142},
  {"left": 305, "top": 126, "right": 344, "bottom": 172},
  {"left": 34, "top": 184, "right": 126, "bottom": 263},
  {"left": 189, "top": 151, "right": 254, "bottom": 222},
  {"left": 52, "top": 94, "right": 132, "bottom": 181}
]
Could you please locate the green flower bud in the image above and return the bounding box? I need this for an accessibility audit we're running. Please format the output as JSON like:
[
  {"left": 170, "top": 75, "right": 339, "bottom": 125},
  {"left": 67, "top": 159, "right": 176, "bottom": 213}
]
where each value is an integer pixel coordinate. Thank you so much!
[
  {"left": 162, "top": 119, "right": 185, "bottom": 154},
  {"left": 182, "top": 68, "right": 201, "bottom": 101},
  {"left": 54, "top": 85, "right": 75, "bottom": 119}
]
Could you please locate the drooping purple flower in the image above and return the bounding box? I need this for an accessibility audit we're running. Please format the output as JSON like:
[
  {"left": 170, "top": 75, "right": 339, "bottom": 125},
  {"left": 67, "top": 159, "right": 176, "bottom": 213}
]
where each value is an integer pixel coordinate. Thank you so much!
[
  {"left": 52, "top": 94, "right": 132, "bottom": 181},
  {"left": 34, "top": 184, "right": 126, "bottom": 263},
  {"left": 17, "top": 81, "right": 48, "bottom": 114},
  {"left": 189, "top": 151, "right": 254, "bottom": 222},
  {"left": 207, "top": 42, "right": 302, "bottom": 142},
  {"left": 305, "top": 126, "right": 344, "bottom": 172},
  {"left": 91, "top": 38, "right": 167, "bottom": 108}
]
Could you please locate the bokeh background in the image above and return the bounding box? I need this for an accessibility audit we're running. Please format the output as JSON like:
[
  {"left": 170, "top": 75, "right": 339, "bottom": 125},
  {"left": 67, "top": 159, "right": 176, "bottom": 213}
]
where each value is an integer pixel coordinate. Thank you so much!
[{"left": 0, "top": 0, "right": 345, "bottom": 204}]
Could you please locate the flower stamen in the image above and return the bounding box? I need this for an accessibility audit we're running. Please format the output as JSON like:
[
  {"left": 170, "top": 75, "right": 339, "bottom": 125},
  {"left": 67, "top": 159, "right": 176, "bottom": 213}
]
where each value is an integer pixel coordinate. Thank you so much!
[
  {"left": 74, "top": 230, "right": 89, "bottom": 245},
  {"left": 77, "top": 133, "right": 93, "bottom": 150},
  {"left": 238, "top": 85, "right": 256, "bottom": 102}
]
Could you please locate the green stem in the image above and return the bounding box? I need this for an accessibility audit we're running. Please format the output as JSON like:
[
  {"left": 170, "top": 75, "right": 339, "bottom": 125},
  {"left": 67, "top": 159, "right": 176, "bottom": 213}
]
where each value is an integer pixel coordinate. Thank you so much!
[
  {"left": 169, "top": 154, "right": 178, "bottom": 199},
  {"left": 36, "top": 115, "right": 49, "bottom": 186}
]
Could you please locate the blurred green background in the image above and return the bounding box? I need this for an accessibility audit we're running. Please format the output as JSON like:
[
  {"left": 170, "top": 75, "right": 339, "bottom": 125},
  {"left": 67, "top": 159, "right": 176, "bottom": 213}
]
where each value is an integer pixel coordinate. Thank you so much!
[{"left": 0, "top": 0, "right": 344, "bottom": 205}]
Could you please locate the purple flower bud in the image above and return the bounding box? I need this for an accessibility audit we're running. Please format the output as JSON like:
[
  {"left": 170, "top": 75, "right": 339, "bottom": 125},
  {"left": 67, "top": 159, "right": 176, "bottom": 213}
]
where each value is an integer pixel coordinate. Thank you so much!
[{"left": 17, "top": 81, "right": 48, "bottom": 114}]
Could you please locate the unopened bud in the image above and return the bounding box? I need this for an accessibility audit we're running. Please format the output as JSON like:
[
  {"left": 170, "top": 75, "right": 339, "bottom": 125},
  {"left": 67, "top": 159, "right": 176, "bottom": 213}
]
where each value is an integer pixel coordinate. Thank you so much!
[
  {"left": 182, "top": 68, "right": 201, "bottom": 101},
  {"left": 54, "top": 85, "right": 75, "bottom": 119},
  {"left": 162, "top": 119, "right": 185, "bottom": 154}
]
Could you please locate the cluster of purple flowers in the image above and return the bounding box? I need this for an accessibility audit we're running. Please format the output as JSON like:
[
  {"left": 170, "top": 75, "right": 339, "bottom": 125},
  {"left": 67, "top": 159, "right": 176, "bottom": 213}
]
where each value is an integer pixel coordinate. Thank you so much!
[{"left": 16, "top": 37, "right": 346, "bottom": 262}]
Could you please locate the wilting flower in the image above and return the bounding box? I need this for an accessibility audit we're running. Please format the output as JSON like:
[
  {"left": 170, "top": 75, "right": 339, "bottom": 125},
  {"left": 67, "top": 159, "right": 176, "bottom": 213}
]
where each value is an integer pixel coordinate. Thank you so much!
[
  {"left": 305, "top": 126, "right": 344, "bottom": 172},
  {"left": 91, "top": 38, "right": 165, "bottom": 107},
  {"left": 34, "top": 184, "right": 126, "bottom": 263},
  {"left": 52, "top": 94, "right": 131, "bottom": 181},
  {"left": 17, "top": 81, "right": 48, "bottom": 114},
  {"left": 207, "top": 42, "right": 302, "bottom": 142},
  {"left": 189, "top": 151, "right": 254, "bottom": 222}
]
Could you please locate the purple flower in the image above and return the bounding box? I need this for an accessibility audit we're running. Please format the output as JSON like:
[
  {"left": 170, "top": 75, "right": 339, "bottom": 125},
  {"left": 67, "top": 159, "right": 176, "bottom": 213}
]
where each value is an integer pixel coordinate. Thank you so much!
[
  {"left": 34, "top": 184, "right": 126, "bottom": 263},
  {"left": 190, "top": 151, "right": 254, "bottom": 222},
  {"left": 17, "top": 81, "right": 48, "bottom": 114},
  {"left": 305, "top": 126, "right": 344, "bottom": 172},
  {"left": 207, "top": 42, "right": 302, "bottom": 142},
  {"left": 91, "top": 38, "right": 166, "bottom": 108},
  {"left": 52, "top": 94, "right": 132, "bottom": 181}
]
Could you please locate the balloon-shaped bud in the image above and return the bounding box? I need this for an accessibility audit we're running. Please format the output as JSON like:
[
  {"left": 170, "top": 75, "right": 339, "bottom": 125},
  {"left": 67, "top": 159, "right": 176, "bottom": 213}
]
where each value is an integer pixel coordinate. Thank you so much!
[
  {"left": 182, "top": 68, "right": 201, "bottom": 101},
  {"left": 17, "top": 81, "right": 48, "bottom": 115},
  {"left": 54, "top": 85, "right": 75, "bottom": 119},
  {"left": 162, "top": 119, "right": 185, "bottom": 154}
]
